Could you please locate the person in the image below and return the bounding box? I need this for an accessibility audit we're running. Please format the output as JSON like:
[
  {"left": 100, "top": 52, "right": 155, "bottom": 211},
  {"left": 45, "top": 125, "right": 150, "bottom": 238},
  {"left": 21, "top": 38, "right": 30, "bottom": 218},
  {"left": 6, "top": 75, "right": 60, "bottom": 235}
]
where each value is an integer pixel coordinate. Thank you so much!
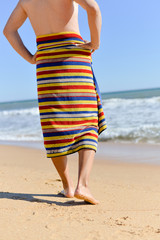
[{"left": 3, "top": 0, "right": 107, "bottom": 205}]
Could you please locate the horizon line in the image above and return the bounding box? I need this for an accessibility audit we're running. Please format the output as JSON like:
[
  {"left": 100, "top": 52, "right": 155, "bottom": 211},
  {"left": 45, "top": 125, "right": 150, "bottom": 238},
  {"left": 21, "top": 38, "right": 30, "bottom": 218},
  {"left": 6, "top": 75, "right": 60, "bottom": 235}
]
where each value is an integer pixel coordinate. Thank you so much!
[{"left": 0, "top": 86, "right": 160, "bottom": 104}]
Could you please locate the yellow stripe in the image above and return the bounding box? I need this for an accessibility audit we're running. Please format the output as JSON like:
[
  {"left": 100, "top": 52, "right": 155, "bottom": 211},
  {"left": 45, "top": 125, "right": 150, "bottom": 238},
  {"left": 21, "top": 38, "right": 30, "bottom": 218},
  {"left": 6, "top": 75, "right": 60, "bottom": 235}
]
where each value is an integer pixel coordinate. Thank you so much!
[
  {"left": 37, "top": 82, "right": 93, "bottom": 88},
  {"left": 99, "top": 124, "right": 107, "bottom": 133},
  {"left": 38, "top": 89, "right": 95, "bottom": 94},
  {"left": 37, "top": 39, "right": 83, "bottom": 46},
  {"left": 37, "top": 31, "right": 82, "bottom": 38},
  {"left": 42, "top": 122, "right": 97, "bottom": 129},
  {"left": 39, "top": 100, "right": 96, "bottom": 106},
  {"left": 37, "top": 48, "right": 90, "bottom": 54},
  {"left": 44, "top": 130, "right": 98, "bottom": 141},
  {"left": 45, "top": 135, "right": 98, "bottom": 148},
  {"left": 37, "top": 65, "right": 91, "bottom": 72},
  {"left": 47, "top": 144, "right": 97, "bottom": 157},
  {"left": 36, "top": 54, "right": 91, "bottom": 61},
  {"left": 99, "top": 115, "right": 106, "bottom": 121},
  {"left": 38, "top": 44, "right": 68, "bottom": 51},
  {"left": 37, "top": 72, "right": 93, "bottom": 79},
  {"left": 37, "top": 41, "right": 84, "bottom": 50},
  {"left": 39, "top": 107, "right": 97, "bottom": 113},
  {"left": 41, "top": 116, "right": 97, "bottom": 122},
  {"left": 98, "top": 108, "right": 105, "bottom": 113}
]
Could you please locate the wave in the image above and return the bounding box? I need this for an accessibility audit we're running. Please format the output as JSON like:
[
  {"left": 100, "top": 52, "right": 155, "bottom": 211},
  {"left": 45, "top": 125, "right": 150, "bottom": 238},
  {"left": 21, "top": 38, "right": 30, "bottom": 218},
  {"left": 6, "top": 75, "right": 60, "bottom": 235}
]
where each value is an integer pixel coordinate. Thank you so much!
[
  {"left": 0, "top": 107, "right": 39, "bottom": 117},
  {"left": 0, "top": 96, "right": 159, "bottom": 144},
  {"left": 102, "top": 96, "right": 160, "bottom": 108},
  {"left": 0, "top": 107, "right": 42, "bottom": 141},
  {"left": 99, "top": 125, "right": 160, "bottom": 144},
  {"left": 0, "top": 134, "right": 43, "bottom": 141},
  {"left": 100, "top": 96, "right": 160, "bottom": 144}
]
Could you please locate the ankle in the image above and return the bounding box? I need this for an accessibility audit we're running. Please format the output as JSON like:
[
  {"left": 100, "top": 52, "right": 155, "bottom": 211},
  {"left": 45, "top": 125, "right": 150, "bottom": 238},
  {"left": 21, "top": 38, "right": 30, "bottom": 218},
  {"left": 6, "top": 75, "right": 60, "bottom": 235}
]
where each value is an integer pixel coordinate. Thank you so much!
[
  {"left": 62, "top": 179, "right": 74, "bottom": 189},
  {"left": 77, "top": 181, "right": 89, "bottom": 189}
]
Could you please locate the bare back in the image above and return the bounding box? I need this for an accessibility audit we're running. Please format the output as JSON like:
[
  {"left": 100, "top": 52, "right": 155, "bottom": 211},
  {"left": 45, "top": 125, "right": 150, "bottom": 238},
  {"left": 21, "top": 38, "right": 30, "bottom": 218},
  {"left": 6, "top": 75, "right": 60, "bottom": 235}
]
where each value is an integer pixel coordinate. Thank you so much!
[{"left": 21, "top": 0, "right": 80, "bottom": 36}]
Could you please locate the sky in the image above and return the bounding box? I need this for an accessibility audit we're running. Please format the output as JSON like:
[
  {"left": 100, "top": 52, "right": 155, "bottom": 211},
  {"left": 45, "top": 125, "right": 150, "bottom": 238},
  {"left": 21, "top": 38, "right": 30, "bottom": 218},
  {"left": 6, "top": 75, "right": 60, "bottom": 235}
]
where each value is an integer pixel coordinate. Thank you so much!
[{"left": 0, "top": 0, "right": 160, "bottom": 102}]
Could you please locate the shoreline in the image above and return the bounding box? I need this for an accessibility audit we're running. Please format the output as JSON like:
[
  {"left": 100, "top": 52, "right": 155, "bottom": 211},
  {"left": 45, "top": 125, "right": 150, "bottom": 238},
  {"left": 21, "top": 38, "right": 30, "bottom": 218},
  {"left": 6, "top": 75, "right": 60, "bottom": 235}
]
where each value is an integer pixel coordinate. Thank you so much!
[{"left": 0, "top": 140, "right": 160, "bottom": 165}]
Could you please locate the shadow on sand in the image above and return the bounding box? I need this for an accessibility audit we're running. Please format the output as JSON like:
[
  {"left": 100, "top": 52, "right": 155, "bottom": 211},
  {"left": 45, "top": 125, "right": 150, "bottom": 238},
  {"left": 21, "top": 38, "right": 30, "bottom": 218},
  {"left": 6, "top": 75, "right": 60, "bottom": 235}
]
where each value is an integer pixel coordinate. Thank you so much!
[{"left": 0, "top": 191, "right": 90, "bottom": 206}]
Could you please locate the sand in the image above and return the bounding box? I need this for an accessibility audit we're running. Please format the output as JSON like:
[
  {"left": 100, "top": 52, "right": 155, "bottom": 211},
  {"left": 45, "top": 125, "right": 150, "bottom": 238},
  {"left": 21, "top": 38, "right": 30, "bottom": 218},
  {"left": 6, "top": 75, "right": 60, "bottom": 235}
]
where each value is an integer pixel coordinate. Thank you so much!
[{"left": 1, "top": 143, "right": 160, "bottom": 240}]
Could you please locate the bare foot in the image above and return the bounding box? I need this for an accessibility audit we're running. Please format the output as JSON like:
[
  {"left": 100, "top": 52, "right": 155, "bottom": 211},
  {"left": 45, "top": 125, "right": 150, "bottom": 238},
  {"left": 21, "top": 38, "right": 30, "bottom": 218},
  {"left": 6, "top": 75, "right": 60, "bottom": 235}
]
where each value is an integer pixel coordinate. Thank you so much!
[
  {"left": 60, "top": 188, "right": 74, "bottom": 198},
  {"left": 58, "top": 178, "right": 75, "bottom": 198},
  {"left": 74, "top": 186, "right": 99, "bottom": 205}
]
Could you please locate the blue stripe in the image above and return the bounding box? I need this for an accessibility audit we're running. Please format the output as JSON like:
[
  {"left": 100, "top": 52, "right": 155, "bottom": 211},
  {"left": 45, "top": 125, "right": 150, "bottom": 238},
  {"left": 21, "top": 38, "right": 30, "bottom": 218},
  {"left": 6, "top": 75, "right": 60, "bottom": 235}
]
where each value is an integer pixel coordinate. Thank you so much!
[
  {"left": 37, "top": 37, "right": 84, "bottom": 46},
  {"left": 40, "top": 111, "right": 98, "bottom": 116},
  {"left": 37, "top": 61, "right": 91, "bottom": 69},
  {"left": 38, "top": 80, "right": 93, "bottom": 85},
  {"left": 91, "top": 64, "right": 103, "bottom": 105},
  {"left": 38, "top": 96, "right": 97, "bottom": 102},
  {"left": 36, "top": 33, "right": 107, "bottom": 157},
  {"left": 37, "top": 76, "right": 93, "bottom": 81},
  {"left": 98, "top": 105, "right": 103, "bottom": 110},
  {"left": 46, "top": 138, "right": 97, "bottom": 151},
  {"left": 99, "top": 118, "right": 106, "bottom": 124},
  {"left": 38, "top": 44, "right": 81, "bottom": 51},
  {"left": 43, "top": 127, "right": 98, "bottom": 138}
]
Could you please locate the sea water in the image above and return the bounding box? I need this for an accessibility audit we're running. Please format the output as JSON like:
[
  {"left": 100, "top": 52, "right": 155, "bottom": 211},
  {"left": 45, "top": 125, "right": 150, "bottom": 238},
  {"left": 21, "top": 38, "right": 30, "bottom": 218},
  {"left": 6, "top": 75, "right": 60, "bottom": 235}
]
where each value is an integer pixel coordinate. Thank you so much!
[{"left": 0, "top": 88, "right": 160, "bottom": 145}]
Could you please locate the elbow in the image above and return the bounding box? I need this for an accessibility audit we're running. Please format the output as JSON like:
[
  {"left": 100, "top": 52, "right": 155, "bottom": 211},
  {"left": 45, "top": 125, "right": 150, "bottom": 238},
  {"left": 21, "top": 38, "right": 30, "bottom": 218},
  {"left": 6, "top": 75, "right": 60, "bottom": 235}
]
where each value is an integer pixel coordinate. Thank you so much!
[
  {"left": 87, "top": 3, "right": 100, "bottom": 15},
  {"left": 3, "top": 25, "right": 16, "bottom": 39},
  {"left": 3, "top": 26, "right": 9, "bottom": 38}
]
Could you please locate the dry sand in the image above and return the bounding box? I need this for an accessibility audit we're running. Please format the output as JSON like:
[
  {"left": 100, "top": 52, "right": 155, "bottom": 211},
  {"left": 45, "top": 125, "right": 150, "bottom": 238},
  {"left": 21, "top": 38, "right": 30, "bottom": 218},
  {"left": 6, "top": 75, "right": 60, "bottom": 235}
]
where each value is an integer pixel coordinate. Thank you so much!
[{"left": 1, "top": 143, "right": 160, "bottom": 240}]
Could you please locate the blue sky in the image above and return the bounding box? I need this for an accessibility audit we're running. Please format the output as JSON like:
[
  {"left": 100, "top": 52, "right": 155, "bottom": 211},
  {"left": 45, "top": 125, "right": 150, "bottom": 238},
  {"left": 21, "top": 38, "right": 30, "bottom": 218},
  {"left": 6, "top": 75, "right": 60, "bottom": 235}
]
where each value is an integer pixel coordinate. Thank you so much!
[{"left": 0, "top": 0, "right": 160, "bottom": 102}]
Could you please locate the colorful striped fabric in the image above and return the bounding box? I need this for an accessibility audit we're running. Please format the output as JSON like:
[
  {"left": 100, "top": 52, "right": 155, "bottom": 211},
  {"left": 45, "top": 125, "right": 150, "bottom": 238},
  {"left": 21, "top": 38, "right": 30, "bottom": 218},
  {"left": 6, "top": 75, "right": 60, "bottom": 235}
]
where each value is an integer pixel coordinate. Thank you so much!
[{"left": 36, "top": 31, "right": 107, "bottom": 158}]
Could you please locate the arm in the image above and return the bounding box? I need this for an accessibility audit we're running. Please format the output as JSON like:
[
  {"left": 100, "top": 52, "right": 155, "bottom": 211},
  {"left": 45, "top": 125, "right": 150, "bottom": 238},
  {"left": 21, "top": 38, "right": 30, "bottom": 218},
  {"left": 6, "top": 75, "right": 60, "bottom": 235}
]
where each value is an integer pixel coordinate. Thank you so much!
[
  {"left": 74, "top": 0, "right": 102, "bottom": 52},
  {"left": 3, "top": 0, "right": 36, "bottom": 64}
]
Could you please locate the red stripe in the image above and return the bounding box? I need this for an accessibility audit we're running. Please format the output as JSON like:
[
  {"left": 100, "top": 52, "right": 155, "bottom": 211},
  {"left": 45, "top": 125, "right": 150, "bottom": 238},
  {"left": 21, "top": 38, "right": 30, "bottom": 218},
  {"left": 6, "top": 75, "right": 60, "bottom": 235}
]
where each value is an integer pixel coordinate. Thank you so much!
[
  {"left": 37, "top": 69, "right": 92, "bottom": 76},
  {"left": 36, "top": 50, "right": 91, "bottom": 58},
  {"left": 36, "top": 59, "right": 90, "bottom": 67},
  {"left": 39, "top": 104, "right": 97, "bottom": 110},
  {"left": 38, "top": 43, "right": 68, "bottom": 50},
  {"left": 44, "top": 132, "right": 98, "bottom": 144},
  {"left": 37, "top": 33, "right": 83, "bottom": 43},
  {"left": 43, "top": 126, "right": 98, "bottom": 134},
  {"left": 38, "top": 92, "right": 96, "bottom": 96},
  {"left": 38, "top": 85, "right": 94, "bottom": 91},
  {"left": 98, "top": 112, "right": 105, "bottom": 117},
  {"left": 41, "top": 119, "right": 98, "bottom": 126},
  {"left": 38, "top": 95, "right": 96, "bottom": 99}
]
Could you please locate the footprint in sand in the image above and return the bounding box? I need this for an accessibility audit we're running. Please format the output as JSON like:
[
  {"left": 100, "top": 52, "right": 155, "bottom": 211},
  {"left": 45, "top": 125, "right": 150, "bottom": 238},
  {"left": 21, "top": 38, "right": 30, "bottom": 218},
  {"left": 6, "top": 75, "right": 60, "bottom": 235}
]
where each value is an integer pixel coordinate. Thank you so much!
[
  {"left": 121, "top": 216, "right": 129, "bottom": 220},
  {"left": 115, "top": 219, "right": 125, "bottom": 226},
  {"left": 55, "top": 179, "right": 61, "bottom": 182},
  {"left": 115, "top": 216, "right": 131, "bottom": 226},
  {"left": 45, "top": 178, "right": 61, "bottom": 186},
  {"left": 106, "top": 216, "right": 131, "bottom": 226}
]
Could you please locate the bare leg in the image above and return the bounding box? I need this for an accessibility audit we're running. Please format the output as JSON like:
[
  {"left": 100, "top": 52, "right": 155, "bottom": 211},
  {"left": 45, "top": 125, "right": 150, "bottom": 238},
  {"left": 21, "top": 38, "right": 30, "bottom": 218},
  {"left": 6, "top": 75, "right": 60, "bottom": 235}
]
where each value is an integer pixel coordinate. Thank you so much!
[
  {"left": 51, "top": 155, "right": 74, "bottom": 198},
  {"left": 74, "top": 149, "right": 99, "bottom": 204}
]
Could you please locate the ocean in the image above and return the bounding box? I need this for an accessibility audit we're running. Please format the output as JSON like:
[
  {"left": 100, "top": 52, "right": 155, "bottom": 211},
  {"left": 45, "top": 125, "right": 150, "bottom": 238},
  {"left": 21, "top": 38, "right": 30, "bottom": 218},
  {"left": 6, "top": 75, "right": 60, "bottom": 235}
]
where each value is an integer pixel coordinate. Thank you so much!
[{"left": 0, "top": 87, "right": 160, "bottom": 145}]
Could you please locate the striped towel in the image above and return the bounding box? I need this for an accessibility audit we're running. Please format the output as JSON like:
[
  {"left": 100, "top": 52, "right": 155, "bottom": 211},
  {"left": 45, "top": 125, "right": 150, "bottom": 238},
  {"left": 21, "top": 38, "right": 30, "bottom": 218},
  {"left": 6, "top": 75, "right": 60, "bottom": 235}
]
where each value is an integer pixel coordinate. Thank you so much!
[{"left": 36, "top": 31, "right": 107, "bottom": 158}]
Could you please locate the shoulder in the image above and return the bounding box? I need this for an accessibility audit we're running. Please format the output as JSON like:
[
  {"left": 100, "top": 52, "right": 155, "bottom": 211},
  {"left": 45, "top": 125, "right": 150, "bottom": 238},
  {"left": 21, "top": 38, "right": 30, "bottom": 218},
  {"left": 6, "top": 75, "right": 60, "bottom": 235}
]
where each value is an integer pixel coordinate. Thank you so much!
[{"left": 19, "top": 0, "right": 32, "bottom": 8}]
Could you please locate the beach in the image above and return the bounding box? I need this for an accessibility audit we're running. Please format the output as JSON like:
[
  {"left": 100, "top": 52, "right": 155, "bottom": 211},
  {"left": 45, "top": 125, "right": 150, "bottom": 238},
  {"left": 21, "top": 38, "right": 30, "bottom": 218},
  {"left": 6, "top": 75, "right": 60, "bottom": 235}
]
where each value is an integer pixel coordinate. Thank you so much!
[
  {"left": 1, "top": 0, "right": 160, "bottom": 237},
  {"left": 1, "top": 142, "right": 160, "bottom": 240}
]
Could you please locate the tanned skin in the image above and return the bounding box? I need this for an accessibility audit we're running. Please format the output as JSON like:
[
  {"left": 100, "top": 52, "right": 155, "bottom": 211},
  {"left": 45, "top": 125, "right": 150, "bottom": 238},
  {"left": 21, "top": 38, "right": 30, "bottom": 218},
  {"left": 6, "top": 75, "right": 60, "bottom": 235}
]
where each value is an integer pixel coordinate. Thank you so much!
[
  {"left": 3, "top": 0, "right": 102, "bottom": 204},
  {"left": 3, "top": 0, "right": 102, "bottom": 64}
]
